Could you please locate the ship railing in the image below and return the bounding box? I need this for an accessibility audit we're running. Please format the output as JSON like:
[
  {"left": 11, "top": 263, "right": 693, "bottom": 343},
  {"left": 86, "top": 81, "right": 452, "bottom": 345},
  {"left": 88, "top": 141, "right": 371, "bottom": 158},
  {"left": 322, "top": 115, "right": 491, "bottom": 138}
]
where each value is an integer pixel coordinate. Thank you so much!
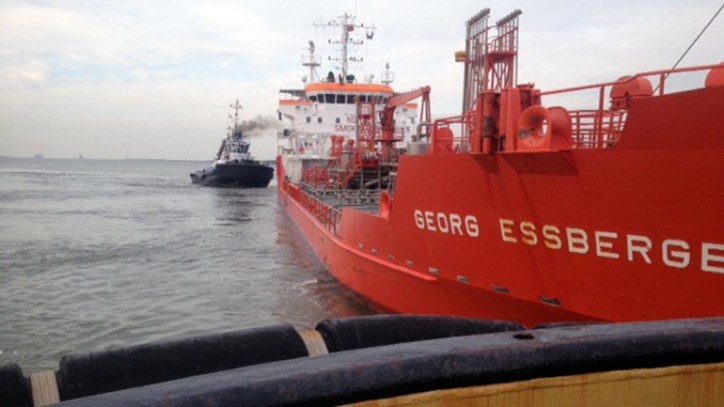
[
  {"left": 301, "top": 167, "right": 333, "bottom": 189},
  {"left": 291, "top": 184, "right": 342, "bottom": 234},
  {"left": 374, "top": 127, "right": 406, "bottom": 143},
  {"left": 429, "top": 113, "right": 476, "bottom": 154},
  {"left": 567, "top": 109, "right": 627, "bottom": 149},
  {"left": 373, "top": 128, "right": 406, "bottom": 164},
  {"left": 426, "top": 64, "right": 719, "bottom": 153},
  {"left": 541, "top": 64, "right": 721, "bottom": 149}
]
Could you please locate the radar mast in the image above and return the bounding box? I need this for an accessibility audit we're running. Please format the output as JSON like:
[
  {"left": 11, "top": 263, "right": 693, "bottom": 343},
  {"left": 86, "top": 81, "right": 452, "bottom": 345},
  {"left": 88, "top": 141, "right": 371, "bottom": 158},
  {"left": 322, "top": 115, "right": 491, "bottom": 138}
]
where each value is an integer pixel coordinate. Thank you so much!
[{"left": 315, "top": 13, "right": 376, "bottom": 83}]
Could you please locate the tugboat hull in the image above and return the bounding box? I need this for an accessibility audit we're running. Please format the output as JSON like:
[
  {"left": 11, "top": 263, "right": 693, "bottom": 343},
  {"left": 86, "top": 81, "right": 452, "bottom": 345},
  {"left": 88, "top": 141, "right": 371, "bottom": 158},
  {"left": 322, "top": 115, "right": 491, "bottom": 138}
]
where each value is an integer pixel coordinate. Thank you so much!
[
  {"left": 190, "top": 162, "right": 273, "bottom": 188},
  {"left": 190, "top": 99, "right": 274, "bottom": 188}
]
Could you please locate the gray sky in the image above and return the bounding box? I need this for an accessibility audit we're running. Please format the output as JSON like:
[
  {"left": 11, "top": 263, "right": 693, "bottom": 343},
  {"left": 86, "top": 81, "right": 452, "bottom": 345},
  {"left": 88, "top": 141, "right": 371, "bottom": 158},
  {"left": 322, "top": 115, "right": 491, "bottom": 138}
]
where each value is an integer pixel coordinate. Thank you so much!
[{"left": 1, "top": 0, "right": 722, "bottom": 160}]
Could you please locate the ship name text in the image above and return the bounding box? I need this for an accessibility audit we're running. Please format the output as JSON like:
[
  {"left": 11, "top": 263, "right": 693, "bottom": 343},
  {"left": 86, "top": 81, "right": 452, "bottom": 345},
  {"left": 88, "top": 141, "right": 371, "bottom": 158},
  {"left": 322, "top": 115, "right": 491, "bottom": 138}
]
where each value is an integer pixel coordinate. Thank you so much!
[
  {"left": 334, "top": 115, "right": 358, "bottom": 133},
  {"left": 499, "top": 218, "right": 724, "bottom": 274},
  {"left": 414, "top": 210, "right": 479, "bottom": 237},
  {"left": 334, "top": 124, "right": 357, "bottom": 132}
]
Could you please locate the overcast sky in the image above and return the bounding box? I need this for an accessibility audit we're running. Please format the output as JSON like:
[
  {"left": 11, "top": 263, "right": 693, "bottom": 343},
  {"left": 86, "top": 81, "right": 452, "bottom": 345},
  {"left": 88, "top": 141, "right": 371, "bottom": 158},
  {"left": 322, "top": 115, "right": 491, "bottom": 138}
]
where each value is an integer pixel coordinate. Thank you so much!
[{"left": 1, "top": 0, "right": 722, "bottom": 160}]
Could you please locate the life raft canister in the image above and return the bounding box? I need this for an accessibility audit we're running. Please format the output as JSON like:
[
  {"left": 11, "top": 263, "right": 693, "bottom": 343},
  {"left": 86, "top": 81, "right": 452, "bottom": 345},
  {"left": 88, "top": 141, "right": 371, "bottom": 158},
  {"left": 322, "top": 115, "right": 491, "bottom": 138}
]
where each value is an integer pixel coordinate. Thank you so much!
[
  {"left": 705, "top": 62, "right": 724, "bottom": 88},
  {"left": 610, "top": 76, "right": 653, "bottom": 110},
  {"left": 432, "top": 126, "right": 454, "bottom": 154}
]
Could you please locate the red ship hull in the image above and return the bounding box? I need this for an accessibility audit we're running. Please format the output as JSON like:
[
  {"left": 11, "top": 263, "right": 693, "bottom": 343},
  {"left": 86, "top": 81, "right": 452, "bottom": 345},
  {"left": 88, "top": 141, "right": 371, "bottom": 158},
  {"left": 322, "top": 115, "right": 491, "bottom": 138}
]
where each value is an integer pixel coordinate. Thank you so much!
[
  {"left": 279, "top": 86, "right": 724, "bottom": 327},
  {"left": 276, "top": 8, "right": 724, "bottom": 327}
]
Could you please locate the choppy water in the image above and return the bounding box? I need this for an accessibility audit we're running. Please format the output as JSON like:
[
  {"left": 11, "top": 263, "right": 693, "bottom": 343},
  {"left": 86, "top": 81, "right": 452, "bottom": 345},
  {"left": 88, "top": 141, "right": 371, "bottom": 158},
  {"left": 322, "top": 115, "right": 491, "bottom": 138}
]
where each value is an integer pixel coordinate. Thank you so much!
[{"left": 0, "top": 157, "right": 369, "bottom": 372}]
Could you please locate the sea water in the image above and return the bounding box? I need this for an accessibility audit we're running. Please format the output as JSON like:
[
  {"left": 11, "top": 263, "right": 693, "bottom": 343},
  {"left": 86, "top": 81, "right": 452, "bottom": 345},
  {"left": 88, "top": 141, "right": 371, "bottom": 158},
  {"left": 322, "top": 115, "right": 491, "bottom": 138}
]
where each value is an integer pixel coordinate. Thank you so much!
[{"left": 0, "top": 157, "right": 368, "bottom": 372}]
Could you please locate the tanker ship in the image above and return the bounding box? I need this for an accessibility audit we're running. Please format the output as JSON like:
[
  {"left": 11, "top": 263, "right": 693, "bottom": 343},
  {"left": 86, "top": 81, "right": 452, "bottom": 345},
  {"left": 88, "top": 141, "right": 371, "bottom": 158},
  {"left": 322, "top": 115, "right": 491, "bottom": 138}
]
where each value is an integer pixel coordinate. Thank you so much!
[{"left": 276, "top": 9, "right": 724, "bottom": 327}]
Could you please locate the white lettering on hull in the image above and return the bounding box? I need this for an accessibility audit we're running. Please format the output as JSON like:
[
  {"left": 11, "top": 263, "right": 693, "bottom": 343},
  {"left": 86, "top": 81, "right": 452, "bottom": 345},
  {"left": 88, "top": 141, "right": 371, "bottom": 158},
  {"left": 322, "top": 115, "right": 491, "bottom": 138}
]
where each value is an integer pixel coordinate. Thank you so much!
[
  {"left": 414, "top": 210, "right": 479, "bottom": 237},
  {"left": 498, "top": 218, "right": 724, "bottom": 274},
  {"left": 413, "top": 210, "right": 724, "bottom": 274}
]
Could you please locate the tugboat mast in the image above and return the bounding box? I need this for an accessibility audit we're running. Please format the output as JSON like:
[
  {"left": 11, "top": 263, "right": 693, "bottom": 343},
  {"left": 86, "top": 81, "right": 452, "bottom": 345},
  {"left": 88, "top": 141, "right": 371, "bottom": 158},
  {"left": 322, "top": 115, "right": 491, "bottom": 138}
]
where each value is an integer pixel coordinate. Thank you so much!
[{"left": 229, "top": 99, "right": 243, "bottom": 136}]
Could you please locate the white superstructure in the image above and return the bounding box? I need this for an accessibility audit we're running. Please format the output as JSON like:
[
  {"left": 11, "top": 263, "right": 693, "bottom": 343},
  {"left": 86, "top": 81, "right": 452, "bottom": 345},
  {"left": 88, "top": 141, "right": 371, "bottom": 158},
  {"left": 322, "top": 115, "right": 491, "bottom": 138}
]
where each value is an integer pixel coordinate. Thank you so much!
[{"left": 278, "top": 13, "right": 419, "bottom": 183}]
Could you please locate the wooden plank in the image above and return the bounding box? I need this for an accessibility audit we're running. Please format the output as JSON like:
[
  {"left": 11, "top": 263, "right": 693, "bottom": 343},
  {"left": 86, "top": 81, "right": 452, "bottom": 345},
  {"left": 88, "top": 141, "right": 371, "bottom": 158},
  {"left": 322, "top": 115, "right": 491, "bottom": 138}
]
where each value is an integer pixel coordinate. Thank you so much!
[
  {"left": 30, "top": 370, "right": 60, "bottom": 406},
  {"left": 298, "top": 329, "right": 329, "bottom": 357},
  {"left": 345, "top": 362, "right": 724, "bottom": 407}
]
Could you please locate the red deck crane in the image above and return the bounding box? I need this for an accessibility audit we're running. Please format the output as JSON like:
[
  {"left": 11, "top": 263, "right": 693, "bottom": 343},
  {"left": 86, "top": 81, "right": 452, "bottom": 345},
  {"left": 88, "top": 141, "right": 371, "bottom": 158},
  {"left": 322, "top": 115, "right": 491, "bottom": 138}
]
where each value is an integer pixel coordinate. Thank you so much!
[{"left": 379, "top": 86, "right": 431, "bottom": 161}]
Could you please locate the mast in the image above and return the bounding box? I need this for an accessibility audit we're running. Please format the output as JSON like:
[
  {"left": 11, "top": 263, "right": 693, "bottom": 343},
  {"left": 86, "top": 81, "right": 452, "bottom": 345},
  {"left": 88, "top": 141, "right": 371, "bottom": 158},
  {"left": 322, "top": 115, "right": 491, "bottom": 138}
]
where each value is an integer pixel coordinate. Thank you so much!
[
  {"left": 316, "top": 13, "right": 376, "bottom": 83},
  {"left": 229, "top": 99, "right": 243, "bottom": 138},
  {"left": 302, "top": 41, "right": 321, "bottom": 84},
  {"left": 381, "top": 62, "right": 395, "bottom": 85}
]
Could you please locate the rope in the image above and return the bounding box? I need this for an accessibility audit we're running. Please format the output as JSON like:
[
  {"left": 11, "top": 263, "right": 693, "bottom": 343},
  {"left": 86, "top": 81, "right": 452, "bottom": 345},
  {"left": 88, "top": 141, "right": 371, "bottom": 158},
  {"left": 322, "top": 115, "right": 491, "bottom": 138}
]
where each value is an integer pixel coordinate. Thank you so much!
[
  {"left": 655, "top": 1, "right": 724, "bottom": 92},
  {"left": 670, "top": 1, "right": 724, "bottom": 71}
]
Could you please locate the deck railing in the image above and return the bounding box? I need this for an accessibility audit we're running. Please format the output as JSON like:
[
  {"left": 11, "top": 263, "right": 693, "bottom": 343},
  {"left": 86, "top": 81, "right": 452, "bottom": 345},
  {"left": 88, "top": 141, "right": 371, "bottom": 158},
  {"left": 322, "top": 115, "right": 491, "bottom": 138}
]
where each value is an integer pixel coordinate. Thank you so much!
[
  {"left": 568, "top": 109, "right": 627, "bottom": 149},
  {"left": 430, "top": 64, "right": 720, "bottom": 153},
  {"left": 287, "top": 184, "right": 342, "bottom": 234},
  {"left": 301, "top": 167, "right": 332, "bottom": 189},
  {"left": 540, "top": 64, "right": 720, "bottom": 149},
  {"left": 430, "top": 113, "right": 475, "bottom": 154}
]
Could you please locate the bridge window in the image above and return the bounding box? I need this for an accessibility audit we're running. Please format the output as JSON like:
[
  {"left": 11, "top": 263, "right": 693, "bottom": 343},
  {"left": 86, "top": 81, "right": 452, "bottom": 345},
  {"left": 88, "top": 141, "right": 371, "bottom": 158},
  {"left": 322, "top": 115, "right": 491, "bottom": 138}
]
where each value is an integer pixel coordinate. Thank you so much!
[
  {"left": 336, "top": 94, "right": 345, "bottom": 104},
  {"left": 306, "top": 117, "right": 311, "bottom": 123},
  {"left": 318, "top": 117, "right": 323, "bottom": 123}
]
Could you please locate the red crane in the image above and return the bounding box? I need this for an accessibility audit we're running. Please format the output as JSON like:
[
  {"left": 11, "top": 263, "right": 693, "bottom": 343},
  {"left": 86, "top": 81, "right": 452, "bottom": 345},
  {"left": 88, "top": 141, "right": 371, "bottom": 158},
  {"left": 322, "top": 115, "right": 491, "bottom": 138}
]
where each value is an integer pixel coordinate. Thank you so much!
[{"left": 379, "top": 86, "right": 431, "bottom": 162}]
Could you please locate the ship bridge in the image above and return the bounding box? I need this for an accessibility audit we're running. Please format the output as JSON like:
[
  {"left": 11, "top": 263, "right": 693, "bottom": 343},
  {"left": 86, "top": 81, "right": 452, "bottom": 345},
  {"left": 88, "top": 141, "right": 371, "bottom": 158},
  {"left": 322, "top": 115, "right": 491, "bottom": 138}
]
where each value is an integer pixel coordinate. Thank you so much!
[
  {"left": 305, "top": 82, "right": 394, "bottom": 104},
  {"left": 278, "top": 80, "right": 417, "bottom": 143}
]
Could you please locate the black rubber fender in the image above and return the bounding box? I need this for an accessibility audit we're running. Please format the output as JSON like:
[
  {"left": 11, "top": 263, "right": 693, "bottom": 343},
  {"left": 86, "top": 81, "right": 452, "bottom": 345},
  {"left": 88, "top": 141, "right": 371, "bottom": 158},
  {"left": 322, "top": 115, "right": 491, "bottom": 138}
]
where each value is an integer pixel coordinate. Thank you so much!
[
  {"left": 532, "top": 321, "right": 604, "bottom": 329},
  {"left": 50, "top": 317, "right": 724, "bottom": 407},
  {"left": 0, "top": 363, "right": 32, "bottom": 407},
  {"left": 56, "top": 323, "right": 308, "bottom": 400},
  {"left": 315, "top": 314, "right": 525, "bottom": 352}
]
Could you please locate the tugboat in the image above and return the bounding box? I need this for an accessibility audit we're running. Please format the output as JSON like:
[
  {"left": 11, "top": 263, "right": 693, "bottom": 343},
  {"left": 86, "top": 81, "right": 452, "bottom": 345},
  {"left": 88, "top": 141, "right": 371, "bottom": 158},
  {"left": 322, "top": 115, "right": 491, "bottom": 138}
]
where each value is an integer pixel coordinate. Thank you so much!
[{"left": 190, "top": 100, "right": 274, "bottom": 187}]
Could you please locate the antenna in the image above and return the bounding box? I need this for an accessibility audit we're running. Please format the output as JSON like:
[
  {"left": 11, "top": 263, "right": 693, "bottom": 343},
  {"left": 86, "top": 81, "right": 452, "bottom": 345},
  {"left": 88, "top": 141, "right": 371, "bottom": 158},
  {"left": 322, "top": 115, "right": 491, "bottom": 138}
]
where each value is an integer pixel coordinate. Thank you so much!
[
  {"left": 229, "top": 99, "right": 243, "bottom": 135},
  {"left": 315, "top": 13, "right": 376, "bottom": 82},
  {"left": 230, "top": 99, "right": 243, "bottom": 121},
  {"left": 301, "top": 40, "right": 321, "bottom": 83},
  {"left": 381, "top": 62, "right": 395, "bottom": 85}
]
